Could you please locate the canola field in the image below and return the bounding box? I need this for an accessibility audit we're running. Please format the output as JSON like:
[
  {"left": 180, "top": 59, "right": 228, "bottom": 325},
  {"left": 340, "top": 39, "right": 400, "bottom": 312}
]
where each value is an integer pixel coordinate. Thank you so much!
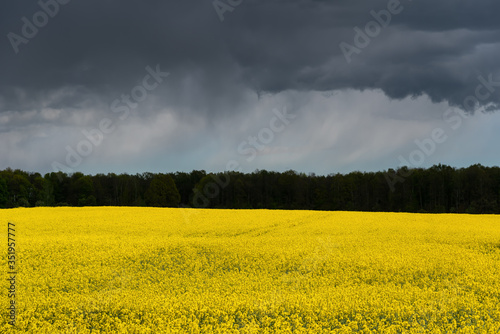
[{"left": 1, "top": 207, "right": 500, "bottom": 333}]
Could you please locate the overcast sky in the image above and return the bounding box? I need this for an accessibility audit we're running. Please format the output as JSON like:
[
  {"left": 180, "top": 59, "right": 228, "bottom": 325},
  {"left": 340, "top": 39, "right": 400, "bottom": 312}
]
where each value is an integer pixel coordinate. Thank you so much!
[{"left": 1, "top": 0, "right": 499, "bottom": 175}]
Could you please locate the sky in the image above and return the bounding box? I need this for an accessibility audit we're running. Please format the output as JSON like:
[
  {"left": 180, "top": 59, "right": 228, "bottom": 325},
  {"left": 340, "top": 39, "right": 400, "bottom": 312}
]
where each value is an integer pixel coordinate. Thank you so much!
[{"left": 1, "top": 0, "right": 500, "bottom": 176}]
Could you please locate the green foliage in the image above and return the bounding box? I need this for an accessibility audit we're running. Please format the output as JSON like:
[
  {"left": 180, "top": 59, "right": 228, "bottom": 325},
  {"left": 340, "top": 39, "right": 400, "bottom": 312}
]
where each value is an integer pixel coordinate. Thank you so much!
[
  {"left": 17, "top": 198, "right": 30, "bottom": 207},
  {"left": 145, "top": 174, "right": 181, "bottom": 207},
  {"left": 78, "top": 195, "right": 97, "bottom": 207},
  {"left": 0, "top": 164, "right": 498, "bottom": 213},
  {"left": 0, "top": 178, "right": 8, "bottom": 208}
]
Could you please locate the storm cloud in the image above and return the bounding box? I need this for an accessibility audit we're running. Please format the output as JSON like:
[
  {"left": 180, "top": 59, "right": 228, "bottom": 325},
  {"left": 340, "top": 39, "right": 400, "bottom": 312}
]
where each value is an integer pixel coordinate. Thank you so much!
[{"left": 1, "top": 0, "right": 499, "bottom": 174}]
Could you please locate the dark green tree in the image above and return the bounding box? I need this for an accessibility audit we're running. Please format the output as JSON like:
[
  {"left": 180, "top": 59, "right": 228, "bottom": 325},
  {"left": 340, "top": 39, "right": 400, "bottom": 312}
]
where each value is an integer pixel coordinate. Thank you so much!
[
  {"left": 72, "top": 175, "right": 95, "bottom": 206},
  {"left": 0, "top": 178, "right": 8, "bottom": 208},
  {"left": 145, "top": 174, "right": 181, "bottom": 207}
]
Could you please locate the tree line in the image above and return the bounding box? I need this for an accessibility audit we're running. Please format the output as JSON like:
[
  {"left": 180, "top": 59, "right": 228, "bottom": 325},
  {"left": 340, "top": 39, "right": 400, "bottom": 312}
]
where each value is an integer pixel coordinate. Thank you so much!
[{"left": 0, "top": 164, "right": 499, "bottom": 214}]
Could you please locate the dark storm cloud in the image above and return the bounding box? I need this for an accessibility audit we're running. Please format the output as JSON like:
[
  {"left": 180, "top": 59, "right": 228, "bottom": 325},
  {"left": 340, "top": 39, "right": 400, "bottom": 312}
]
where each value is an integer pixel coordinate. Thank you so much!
[{"left": 1, "top": 0, "right": 500, "bottom": 116}]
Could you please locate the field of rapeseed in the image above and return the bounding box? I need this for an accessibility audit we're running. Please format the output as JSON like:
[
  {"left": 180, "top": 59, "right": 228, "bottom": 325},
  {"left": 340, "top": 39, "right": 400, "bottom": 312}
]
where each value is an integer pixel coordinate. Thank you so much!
[{"left": 1, "top": 207, "right": 500, "bottom": 333}]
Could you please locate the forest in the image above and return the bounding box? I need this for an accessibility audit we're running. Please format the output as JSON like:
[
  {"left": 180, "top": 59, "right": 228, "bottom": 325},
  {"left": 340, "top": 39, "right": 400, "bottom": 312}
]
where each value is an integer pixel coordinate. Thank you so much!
[{"left": 0, "top": 164, "right": 499, "bottom": 214}]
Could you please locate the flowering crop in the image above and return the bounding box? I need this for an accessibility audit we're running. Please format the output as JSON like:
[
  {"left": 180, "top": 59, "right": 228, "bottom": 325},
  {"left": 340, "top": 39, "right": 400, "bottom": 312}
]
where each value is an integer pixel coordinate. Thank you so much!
[{"left": 1, "top": 208, "right": 500, "bottom": 333}]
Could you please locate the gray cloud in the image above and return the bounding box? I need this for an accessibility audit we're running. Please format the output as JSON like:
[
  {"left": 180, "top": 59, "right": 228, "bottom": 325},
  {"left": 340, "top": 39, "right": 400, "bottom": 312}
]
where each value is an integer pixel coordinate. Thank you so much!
[
  {"left": 1, "top": 0, "right": 499, "bottom": 115},
  {"left": 1, "top": 0, "right": 500, "bottom": 173}
]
